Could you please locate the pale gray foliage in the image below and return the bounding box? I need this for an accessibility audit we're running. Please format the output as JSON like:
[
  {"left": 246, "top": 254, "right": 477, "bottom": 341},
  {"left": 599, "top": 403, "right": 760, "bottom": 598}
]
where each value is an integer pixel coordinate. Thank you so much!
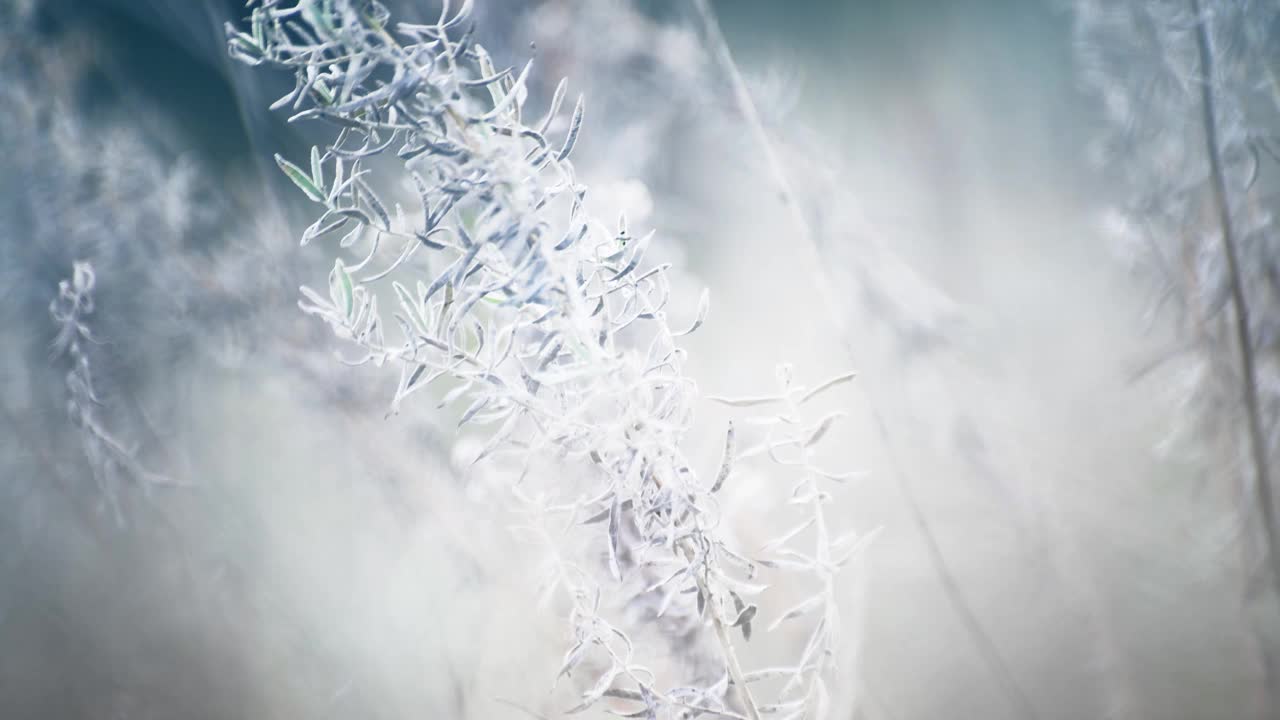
[
  {"left": 1075, "top": 0, "right": 1280, "bottom": 453},
  {"left": 1075, "top": 0, "right": 1280, "bottom": 713},
  {"left": 228, "top": 1, "right": 863, "bottom": 717}
]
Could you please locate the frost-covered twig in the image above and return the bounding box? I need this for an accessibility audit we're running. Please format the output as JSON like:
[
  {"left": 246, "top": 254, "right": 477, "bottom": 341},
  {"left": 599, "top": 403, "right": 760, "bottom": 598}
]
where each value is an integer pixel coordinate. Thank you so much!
[{"left": 228, "top": 1, "right": 860, "bottom": 717}]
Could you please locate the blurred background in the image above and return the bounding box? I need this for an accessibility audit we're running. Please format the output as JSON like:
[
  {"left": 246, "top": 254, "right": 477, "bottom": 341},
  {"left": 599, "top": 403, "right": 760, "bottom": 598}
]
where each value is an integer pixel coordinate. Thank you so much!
[{"left": 2, "top": 0, "right": 1278, "bottom": 718}]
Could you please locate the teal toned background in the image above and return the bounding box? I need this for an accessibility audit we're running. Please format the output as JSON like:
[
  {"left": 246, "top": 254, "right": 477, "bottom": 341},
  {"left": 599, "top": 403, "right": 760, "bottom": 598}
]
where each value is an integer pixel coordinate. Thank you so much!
[{"left": 1, "top": 2, "right": 1263, "bottom": 719}]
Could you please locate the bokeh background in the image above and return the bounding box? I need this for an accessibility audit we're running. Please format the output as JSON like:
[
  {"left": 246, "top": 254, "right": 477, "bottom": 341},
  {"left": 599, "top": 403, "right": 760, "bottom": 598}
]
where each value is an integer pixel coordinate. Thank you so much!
[{"left": 2, "top": 1, "right": 1276, "bottom": 719}]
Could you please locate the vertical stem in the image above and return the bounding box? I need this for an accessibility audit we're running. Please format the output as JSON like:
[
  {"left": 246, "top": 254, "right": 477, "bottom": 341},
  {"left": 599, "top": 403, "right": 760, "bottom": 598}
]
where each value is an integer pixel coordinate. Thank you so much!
[
  {"left": 681, "top": 541, "right": 761, "bottom": 720},
  {"left": 688, "top": 2, "right": 1039, "bottom": 717},
  {"left": 707, "top": 585, "right": 763, "bottom": 720},
  {"left": 1190, "top": 0, "right": 1280, "bottom": 608},
  {"left": 1190, "top": 2, "right": 1280, "bottom": 715}
]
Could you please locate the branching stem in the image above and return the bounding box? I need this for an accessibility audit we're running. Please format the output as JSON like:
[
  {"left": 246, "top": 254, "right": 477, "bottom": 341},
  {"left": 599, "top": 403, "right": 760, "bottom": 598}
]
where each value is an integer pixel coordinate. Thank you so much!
[
  {"left": 684, "top": 540, "right": 761, "bottom": 720},
  {"left": 688, "top": 2, "right": 1039, "bottom": 717}
]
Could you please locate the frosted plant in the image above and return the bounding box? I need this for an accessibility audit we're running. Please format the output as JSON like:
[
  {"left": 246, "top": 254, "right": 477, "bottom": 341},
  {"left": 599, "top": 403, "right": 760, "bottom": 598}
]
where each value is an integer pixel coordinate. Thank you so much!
[
  {"left": 49, "top": 261, "right": 176, "bottom": 526},
  {"left": 227, "top": 1, "right": 866, "bottom": 717},
  {"left": 1075, "top": 0, "right": 1280, "bottom": 479},
  {"left": 1075, "top": 0, "right": 1280, "bottom": 713},
  {"left": 0, "top": 0, "right": 282, "bottom": 467}
]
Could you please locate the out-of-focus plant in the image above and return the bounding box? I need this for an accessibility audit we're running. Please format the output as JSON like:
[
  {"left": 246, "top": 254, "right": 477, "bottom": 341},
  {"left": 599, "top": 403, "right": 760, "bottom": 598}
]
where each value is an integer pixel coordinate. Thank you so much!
[
  {"left": 0, "top": 4, "right": 212, "bottom": 529},
  {"left": 1075, "top": 0, "right": 1280, "bottom": 714},
  {"left": 226, "top": 1, "right": 866, "bottom": 717},
  {"left": 2, "top": 6, "right": 411, "bottom": 715},
  {"left": 686, "top": 5, "right": 1047, "bottom": 720},
  {"left": 49, "top": 261, "right": 178, "bottom": 526}
]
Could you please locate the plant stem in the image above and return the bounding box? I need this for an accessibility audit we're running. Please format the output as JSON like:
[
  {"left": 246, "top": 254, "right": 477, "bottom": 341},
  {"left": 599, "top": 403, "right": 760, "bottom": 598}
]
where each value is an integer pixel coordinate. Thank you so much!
[
  {"left": 679, "top": 535, "right": 761, "bottom": 718},
  {"left": 1190, "top": 1, "right": 1280, "bottom": 713},
  {"left": 705, "top": 578, "right": 763, "bottom": 720},
  {"left": 688, "top": 2, "right": 1039, "bottom": 718},
  {"left": 1190, "top": 0, "right": 1279, "bottom": 587}
]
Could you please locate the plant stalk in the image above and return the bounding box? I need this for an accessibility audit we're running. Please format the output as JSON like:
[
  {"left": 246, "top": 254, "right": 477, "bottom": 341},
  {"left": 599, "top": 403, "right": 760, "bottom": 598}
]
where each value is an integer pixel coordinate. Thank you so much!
[
  {"left": 1190, "top": 0, "right": 1280, "bottom": 606},
  {"left": 1190, "top": 2, "right": 1280, "bottom": 715},
  {"left": 705, "top": 577, "right": 763, "bottom": 720},
  {"left": 688, "top": 2, "right": 1039, "bottom": 718},
  {"left": 679, "top": 531, "right": 761, "bottom": 718}
]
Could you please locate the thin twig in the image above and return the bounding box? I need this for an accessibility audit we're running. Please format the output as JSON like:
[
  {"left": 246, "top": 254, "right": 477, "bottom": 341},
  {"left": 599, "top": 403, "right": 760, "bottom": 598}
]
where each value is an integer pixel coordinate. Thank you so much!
[{"left": 688, "top": 2, "right": 1040, "bottom": 718}]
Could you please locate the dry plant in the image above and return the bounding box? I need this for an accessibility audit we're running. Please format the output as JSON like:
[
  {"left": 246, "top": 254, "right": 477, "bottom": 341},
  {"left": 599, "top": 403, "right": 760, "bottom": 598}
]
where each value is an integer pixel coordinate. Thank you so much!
[
  {"left": 226, "top": 1, "right": 868, "bottom": 718},
  {"left": 687, "top": 5, "right": 1041, "bottom": 719},
  {"left": 1075, "top": 0, "right": 1280, "bottom": 715}
]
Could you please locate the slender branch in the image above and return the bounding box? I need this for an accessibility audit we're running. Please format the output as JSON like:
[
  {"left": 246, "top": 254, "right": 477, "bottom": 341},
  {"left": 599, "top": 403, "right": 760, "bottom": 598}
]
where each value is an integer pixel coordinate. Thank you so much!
[
  {"left": 1190, "top": 4, "right": 1280, "bottom": 715},
  {"left": 701, "top": 573, "right": 763, "bottom": 720},
  {"left": 1190, "top": 0, "right": 1280, "bottom": 605},
  {"left": 688, "top": 2, "right": 1040, "bottom": 718},
  {"left": 674, "top": 510, "right": 760, "bottom": 718}
]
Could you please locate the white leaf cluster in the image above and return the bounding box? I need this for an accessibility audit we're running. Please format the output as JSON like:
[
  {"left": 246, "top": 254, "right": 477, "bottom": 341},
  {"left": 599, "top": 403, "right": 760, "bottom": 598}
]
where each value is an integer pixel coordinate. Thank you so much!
[{"left": 229, "top": 2, "right": 864, "bottom": 717}]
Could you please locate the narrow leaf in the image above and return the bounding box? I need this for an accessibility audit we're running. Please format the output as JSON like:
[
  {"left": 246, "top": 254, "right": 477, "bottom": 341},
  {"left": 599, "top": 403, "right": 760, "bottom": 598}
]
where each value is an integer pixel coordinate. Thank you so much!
[
  {"left": 710, "top": 421, "right": 734, "bottom": 493},
  {"left": 275, "top": 153, "right": 325, "bottom": 202},
  {"left": 800, "top": 370, "right": 857, "bottom": 404},
  {"left": 556, "top": 95, "right": 584, "bottom": 162}
]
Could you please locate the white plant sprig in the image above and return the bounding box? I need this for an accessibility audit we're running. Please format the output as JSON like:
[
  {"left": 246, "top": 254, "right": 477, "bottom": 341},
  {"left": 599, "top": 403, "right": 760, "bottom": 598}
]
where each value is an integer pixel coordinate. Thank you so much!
[
  {"left": 710, "top": 365, "right": 874, "bottom": 718},
  {"left": 228, "top": 2, "right": 861, "bottom": 716},
  {"left": 1075, "top": 0, "right": 1280, "bottom": 710},
  {"left": 50, "top": 261, "right": 177, "bottom": 526}
]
